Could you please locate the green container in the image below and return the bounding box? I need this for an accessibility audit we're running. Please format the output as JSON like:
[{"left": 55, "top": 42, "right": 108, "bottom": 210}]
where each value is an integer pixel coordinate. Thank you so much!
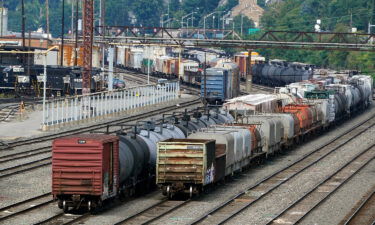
[{"left": 304, "top": 90, "right": 335, "bottom": 99}]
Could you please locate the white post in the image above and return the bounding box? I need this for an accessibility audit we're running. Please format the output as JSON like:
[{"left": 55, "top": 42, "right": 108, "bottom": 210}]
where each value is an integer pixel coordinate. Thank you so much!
[
  {"left": 108, "top": 47, "right": 114, "bottom": 91},
  {"left": 42, "top": 54, "right": 47, "bottom": 130},
  {"left": 203, "top": 17, "right": 206, "bottom": 37},
  {"left": 147, "top": 47, "right": 150, "bottom": 84}
]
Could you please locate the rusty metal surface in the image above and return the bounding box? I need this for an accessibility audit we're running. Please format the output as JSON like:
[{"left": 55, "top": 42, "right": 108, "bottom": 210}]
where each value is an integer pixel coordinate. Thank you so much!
[
  {"left": 52, "top": 134, "right": 119, "bottom": 196},
  {"left": 82, "top": 0, "right": 94, "bottom": 95},
  {"left": 157, "top": 139, "right": 216, "bottom": 185},
  {"left": 88, "top": 26, "right": 375, "bottom": 52}
]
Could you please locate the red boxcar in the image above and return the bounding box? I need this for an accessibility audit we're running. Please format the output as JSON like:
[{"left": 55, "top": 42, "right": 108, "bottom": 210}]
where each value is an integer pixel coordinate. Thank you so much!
[{"left": 52, "top": 134, "right": 119, "bottom": 212}]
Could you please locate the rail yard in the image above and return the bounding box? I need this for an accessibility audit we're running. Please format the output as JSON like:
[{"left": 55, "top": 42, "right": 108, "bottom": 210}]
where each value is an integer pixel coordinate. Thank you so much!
[{"left": 1, "top": 0, "right": 375, "bottom": 225}]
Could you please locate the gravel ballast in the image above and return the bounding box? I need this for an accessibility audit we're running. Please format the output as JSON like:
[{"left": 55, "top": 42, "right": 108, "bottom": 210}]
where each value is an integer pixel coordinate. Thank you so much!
[{"left": 0, "top": 107, "right": 373, "bottom": 225}]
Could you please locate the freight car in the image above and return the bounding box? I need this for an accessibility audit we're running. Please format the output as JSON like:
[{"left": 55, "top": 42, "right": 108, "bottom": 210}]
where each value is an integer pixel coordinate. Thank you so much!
[
  {"left": 156, "top": 76, "right": 373, "bottom": 197},
  {"left": 52, "top": 110, "right": 234, "bottom": 212},
  {"left": 252, "top": 60, "right": 314, "bottom": 87},
  {"left": 52, "top": 75, "right": 373, "bottom": 209},
  {"left": 234, "top": 51, "right": 265, "bottom": 80},
  {"left": 201, "top": 63, "right": 240, "bottom": 104}
]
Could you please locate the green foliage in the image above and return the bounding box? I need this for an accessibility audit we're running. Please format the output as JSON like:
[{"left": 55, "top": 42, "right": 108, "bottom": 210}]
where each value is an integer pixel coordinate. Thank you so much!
[
  {"left": 132, "top": 0, "right": 163, "bottom": 26},
  {"left": 259, "top": 0, "right": 375, "bottom": 72},
  {"left": 4, "top": 0, "right": 226, "bottom": 36}
]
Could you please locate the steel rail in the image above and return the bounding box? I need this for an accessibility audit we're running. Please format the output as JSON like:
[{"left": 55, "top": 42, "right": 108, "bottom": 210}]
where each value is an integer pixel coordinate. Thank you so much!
[
  {"left": 189, "top": 114, "right": 375, "bottom": 225},
  {"left": 3, "top": 97, "right": 202, "bottom": 149},
  {"left": 0, "top": 193, "right": 53, "bottom": 222},
  {"left": 266, "top": 144, "right": 375, "bottom": 225},
  {"left": 0, "top": 100, "right": 202, "bottom": 179},
  {"left": 0, "top": 156, "right": 51, "bottom": 179},
  {"left": 32, "top": 212, "right": 91, "bottom": 225},
  {"left": 342, "top": 189, "right": 375, "bottom": 225},
  {"left": 114, "top": 199, "right": 191, "bottom": 225},
  {"left": 0, "top": 99, "right": 202, "bottom": 180},
  {"left": 0, "top": 146, "right": 50, "bottom": 163}
]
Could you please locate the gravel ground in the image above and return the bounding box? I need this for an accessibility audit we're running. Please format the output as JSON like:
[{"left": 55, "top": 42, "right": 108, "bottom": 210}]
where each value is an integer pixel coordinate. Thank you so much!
[
  {"left": 0, "top": 152, "right": 50, "bottom": 171},
  {"left": 76, "top": 192, "right": 165, "bottom": 225},
  {"left": 301, "top": 159, "right": 375, "bottom": 225},
  {"left": 0, "top": 142, "right": 51, "bottom": 158},
  {"left": 1, "top": 201, "right": 61, "bottom": 225},
  {"left": 227, "top": 124, "right": 375, "bottom": 224},
  {"left": 0, "top": 165, "right": 51, "bottom": 208},
  {"left": 0, "top": 106, "right": 373, "bottom": 225},
  {"left": 0, "top": 90, "right": 198, "bottom": 142},
  {"left": 0, "top": 96, "right": 202, "bottom": 208}
]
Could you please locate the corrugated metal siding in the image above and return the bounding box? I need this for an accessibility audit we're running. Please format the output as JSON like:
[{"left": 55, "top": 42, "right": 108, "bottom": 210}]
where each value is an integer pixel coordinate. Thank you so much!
[
  {"left": 52, "top": 135, "right": 119, "bottom": 196},
  {"left": 201, "top": 73, "right": 227, "bottom": 100},
  {"left": 52, "top": 146, "right": 103, "bottom": 195},
  {"left": 157, "top": 141, "right": 207, "bottom": 184}
]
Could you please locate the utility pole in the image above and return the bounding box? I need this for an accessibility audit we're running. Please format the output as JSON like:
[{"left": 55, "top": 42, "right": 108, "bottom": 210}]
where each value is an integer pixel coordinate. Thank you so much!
[
  {"left": 203, "top": 52, "right": 207, "bottom": 112},
  {"left": 241, "top": 14, "right": 244, "bottom": 36},
  {"left": 21, "top": 0, "right": 25, "bottom": 66},
  {"left": 60, "top": 0, "right": 65, "bottom": 66},
  {"left": 100, "top": 0, "right": 105, "bottom": 68},
  {"left": 0, "top": 0, "right": 3, "bottom": 37},
  {"left": 46, "top": 0, "right": 49, "bottom": 37},
  {"left": 246, "top": 50, "right": 252, "bottom": 93},
  {"left": 100, "top": 0, "right": 105, "bottom": 33},
  {"left": 71, "top": 0, "right": 74, "bottom": 39},
  {"left": 74, "top": 0, "right": 79, "bottom": 66}
]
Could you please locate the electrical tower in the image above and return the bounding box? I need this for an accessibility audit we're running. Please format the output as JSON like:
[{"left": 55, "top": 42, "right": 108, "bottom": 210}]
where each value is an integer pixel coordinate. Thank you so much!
[{"left": 82, "top": 0, "right": 94, "bottom": 95}]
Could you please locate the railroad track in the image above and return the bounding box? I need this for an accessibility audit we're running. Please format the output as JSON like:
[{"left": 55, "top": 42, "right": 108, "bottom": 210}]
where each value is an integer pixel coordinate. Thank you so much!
[
  {"left": 189, "top": 114, "right": 375, "bottom": 225},
  {"left": 114, "top": 198, "right": 191, "bottom": 225},
  {"left": 33, "top": 212, "right": 91, "bottom": 225},
  {"left": 0, "top": 193, "right": 53, "bottom": 223},
  {"left": 266, "top": 144, "right": 375, "bottom": 225},
  {"left": 0, "top": 156, "right": 51, "bottom": 179},
  {"left": 340, "top": 188, "right": 375, "bottom": 225},
  {"left": 3, "top": 97, "right": 202, "bottom": 149},
  {"left": 118, "top": 69, "right": 201, "bottom": 94},
  {"left": 240, "top": 81, "right": 275, "bottom": 94},
  {"left": 0, "top": 146, "right": 50, "bottom": 164},
  {"left": 0, "top": 99, "right": 203, "bottom": 179},
  {"left": 0, "top": 104, "right": 19, "bottom": 122}
]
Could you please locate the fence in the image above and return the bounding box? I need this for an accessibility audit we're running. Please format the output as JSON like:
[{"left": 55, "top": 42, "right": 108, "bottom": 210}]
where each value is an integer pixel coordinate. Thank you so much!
[{"left": 42, "top": 82, "right": 180, "bottom": 129}]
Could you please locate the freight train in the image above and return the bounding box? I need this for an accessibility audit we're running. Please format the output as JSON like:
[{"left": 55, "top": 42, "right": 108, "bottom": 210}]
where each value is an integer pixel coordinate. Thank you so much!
[
  {"left": 52, "top": 109, "right": 234, "bottom": 212},
  {"left": 234, "top": 52, "right": 314, "bottom": 87},
  {"left": 0, "top": 65, "right": 103, "bottom": 96},
  {"left": 156, "top": 75, "right": 373, "bottom": 197},
  {"left": 51, "top": 74, "right": 372, "bottom": 212},
  {"left": 114, "top": 47, "right": 241, "bottom": 102}
]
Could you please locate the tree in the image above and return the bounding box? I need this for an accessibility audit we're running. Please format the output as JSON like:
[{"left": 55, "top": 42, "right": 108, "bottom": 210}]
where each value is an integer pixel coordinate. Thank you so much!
[
  {"left": 132, "top": 0, "right": 163, "bottom": 27},
  {"left": 233, "top": 15, "right": 255, "bottom": 35}
]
